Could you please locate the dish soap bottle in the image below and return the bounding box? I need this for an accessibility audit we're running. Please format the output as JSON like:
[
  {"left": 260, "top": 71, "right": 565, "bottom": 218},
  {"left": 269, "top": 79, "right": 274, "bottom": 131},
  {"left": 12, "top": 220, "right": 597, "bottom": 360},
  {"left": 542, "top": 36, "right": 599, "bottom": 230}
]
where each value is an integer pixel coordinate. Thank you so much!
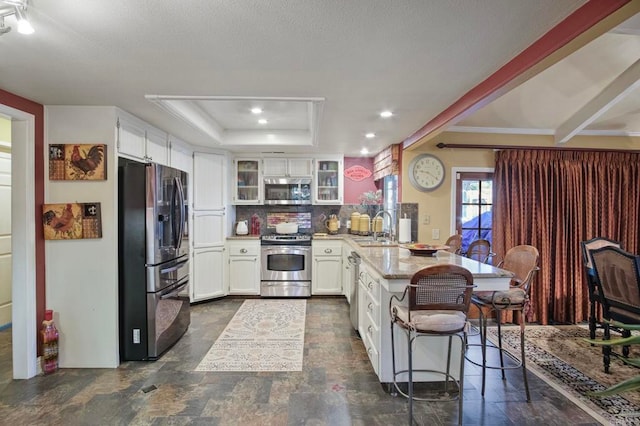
[{"left": 41, "top": 309, "right": 59, "bottom": 375}]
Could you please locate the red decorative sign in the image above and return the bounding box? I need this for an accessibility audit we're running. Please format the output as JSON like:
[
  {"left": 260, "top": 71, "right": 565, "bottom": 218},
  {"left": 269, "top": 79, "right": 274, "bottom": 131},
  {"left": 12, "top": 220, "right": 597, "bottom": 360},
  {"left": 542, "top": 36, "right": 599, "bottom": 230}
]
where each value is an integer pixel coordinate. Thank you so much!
[{"left": 344, "top": 165, "right": 372, "bottom": 182}]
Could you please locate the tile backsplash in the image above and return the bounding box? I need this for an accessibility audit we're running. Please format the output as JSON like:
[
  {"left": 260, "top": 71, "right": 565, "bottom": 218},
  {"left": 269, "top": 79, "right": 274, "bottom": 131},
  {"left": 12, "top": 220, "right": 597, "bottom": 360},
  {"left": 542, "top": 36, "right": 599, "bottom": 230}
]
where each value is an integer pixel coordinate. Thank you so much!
[{"left": 235, "top": 203, "right": 417, "bottom": 241}]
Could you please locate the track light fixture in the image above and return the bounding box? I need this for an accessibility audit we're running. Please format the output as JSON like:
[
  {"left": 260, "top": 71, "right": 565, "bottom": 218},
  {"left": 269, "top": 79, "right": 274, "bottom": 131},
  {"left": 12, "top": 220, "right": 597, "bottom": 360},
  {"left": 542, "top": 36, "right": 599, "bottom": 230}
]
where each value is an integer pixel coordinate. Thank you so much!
[{"left": 0, "top": 0, "right": 34, "bottom": 36}]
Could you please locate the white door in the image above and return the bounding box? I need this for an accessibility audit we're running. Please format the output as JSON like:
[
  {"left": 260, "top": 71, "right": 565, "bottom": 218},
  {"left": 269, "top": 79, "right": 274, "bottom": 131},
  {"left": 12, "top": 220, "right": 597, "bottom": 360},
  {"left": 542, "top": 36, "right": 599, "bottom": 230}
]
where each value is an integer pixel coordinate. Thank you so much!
[{"left": 0, "top": 153, "right": 11, "bottom": 327}]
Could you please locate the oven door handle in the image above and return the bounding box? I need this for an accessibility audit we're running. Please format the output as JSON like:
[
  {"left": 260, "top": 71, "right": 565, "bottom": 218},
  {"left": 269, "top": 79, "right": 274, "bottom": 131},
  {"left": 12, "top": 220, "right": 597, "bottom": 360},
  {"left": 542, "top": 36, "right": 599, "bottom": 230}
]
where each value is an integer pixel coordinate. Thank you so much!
[{"left": 160, "top": 281, "right": 189, "bottom": 300}]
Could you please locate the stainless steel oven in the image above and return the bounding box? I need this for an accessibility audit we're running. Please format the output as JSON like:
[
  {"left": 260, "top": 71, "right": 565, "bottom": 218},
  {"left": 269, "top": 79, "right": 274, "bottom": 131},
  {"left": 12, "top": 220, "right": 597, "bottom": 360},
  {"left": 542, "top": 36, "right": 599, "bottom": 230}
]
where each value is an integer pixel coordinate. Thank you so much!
[{"left": 261, "top": 235, "right": 312, "bottom": 297}]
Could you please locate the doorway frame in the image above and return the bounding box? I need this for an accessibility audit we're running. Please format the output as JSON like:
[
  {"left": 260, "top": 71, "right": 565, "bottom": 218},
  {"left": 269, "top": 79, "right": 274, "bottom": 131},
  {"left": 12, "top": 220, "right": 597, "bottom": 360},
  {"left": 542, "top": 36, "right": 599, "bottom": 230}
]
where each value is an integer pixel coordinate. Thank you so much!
[{"left": 0, "top": 104, "right": 37, "bottom": 379}]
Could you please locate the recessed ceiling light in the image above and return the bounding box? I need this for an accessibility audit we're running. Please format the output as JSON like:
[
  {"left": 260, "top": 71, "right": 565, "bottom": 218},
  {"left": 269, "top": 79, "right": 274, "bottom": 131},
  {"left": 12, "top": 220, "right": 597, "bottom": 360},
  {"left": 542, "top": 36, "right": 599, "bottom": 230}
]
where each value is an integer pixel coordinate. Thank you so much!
[
  {"left": 380, "top": 110, "right": 393, "bottom": 118},
  {"left": 360, "top": 148, "right": 369, "bottom": 155},
  {"left": 365, "top": 133, "right": 375, "bottom": 139},
  {"left": 251, "top": 107, "right": 263, "bottom": 114},
  {"left": 258, "top": 119, "right": 268, "bottom": 125}
]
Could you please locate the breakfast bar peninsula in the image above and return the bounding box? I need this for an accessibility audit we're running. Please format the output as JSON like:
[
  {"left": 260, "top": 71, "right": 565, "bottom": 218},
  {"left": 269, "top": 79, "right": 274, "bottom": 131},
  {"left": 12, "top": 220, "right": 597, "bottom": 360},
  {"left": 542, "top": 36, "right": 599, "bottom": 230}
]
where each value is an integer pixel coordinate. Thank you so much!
[{"left": 351, "top": 243, "right": 514, "bottom": 385}]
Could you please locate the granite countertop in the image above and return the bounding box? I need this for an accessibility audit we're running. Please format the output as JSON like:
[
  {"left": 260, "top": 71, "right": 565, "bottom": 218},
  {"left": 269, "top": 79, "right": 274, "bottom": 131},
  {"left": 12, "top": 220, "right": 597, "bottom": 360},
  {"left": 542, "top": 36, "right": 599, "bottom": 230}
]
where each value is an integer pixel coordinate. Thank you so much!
[
  {"left": 311, "top": 233, "right": 347, "bottom": 240},
  {"left": 227, "top": 235, "right": 261, "bottom": 240},
  {"left": 351, "top": 243, "right": 514, "bottom": 281}
]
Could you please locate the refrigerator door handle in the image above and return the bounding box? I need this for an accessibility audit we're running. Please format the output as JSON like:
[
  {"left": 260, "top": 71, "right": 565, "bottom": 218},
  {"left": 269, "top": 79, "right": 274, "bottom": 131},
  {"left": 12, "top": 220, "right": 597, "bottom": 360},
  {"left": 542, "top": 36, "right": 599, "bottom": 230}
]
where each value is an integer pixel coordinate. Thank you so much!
[
  {"left": 160, "top": 280, "right": 189, "bottom": 300},
  {"left": 178, "top": 177, "right": 186, "bottom": 246},
  {"left": 171, "top": 177, "right": 182, "bottom": 250},
  {"left": 160, "top": 258, "right": 189, "bottom": 274}
]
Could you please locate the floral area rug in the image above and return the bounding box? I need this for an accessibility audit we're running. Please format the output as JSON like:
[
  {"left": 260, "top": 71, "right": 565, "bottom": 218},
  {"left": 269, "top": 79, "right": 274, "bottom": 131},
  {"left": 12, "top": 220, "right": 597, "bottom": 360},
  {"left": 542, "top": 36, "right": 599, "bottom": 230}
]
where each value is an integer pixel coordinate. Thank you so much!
[
  {"left": 195, "top": 299, "right": 306, "bottom": 372},
  {"left": 487, "top": 325, "right": 640, "bottom": 425}
]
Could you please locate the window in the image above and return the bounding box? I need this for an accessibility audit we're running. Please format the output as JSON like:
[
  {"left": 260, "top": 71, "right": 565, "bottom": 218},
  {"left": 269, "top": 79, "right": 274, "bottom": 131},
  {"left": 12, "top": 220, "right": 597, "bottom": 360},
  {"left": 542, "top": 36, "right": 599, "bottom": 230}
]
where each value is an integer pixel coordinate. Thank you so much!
[{"left": 455, "top": 172, "right": 493, "bottom": 254}]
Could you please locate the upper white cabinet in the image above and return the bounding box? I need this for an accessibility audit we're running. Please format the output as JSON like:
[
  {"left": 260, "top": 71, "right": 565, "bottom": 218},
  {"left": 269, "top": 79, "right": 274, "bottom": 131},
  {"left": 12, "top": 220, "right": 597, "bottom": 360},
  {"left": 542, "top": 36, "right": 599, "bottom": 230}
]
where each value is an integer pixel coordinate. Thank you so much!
[
  {"left": 145, "top": 126, "right": 168, "bottom": 165},
  {"left": 193, "top": 152, "right": 226, "bottom": 210},
  {"left": 116, "top": 111, "right": 168, "bottom": 165},
  {"left": 233, "top": 158, "right": 261, "bottom": 204},
  {"left": 168, "top": 136, "right": 193, "bottom": 173},
  {"left": 263, "top": 158, "right": 313, "bottom": 177},
  {"left": 314, "top": 158, "right": 343, "bottom": 204}
]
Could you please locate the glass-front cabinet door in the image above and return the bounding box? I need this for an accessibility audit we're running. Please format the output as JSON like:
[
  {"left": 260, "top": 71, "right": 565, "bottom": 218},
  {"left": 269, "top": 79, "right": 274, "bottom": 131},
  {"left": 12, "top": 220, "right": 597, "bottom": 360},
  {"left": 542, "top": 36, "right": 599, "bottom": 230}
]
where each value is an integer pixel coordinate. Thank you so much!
[
  {"left": 234, "top": 158, "right": 261, "bottom": 204},
  {"left": 314, "top": 159, "right": 343, "bottom": 204}
]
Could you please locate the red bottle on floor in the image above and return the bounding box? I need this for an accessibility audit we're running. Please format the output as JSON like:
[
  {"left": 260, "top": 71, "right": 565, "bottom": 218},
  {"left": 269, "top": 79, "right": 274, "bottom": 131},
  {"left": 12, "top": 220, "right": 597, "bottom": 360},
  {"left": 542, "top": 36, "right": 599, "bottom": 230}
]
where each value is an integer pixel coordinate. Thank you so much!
[{"left": 41, "top": 309, "right": 59, "bottom": 375}]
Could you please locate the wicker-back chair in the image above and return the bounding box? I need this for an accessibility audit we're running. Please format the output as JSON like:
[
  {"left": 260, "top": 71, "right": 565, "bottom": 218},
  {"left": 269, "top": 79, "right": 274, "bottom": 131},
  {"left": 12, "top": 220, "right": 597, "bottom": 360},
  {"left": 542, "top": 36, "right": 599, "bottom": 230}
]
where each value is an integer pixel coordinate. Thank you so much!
[
  {"left": 445, "top": 234, "right": 463, "bottom": 254},
  {"left": 590, "top": 245, "right": 640, "bottom": 373},
  {"left": 580, "top": 237, "right": 622, "bottom": 340},
  {"left": 470, "top": 244, "right": 539, "bottom": 402},
  {"left": 389, "top": 264, "right": 474, "bottom": 426},
  {"left": 465, "top": 239, "right": 495, "bottom": 264}
]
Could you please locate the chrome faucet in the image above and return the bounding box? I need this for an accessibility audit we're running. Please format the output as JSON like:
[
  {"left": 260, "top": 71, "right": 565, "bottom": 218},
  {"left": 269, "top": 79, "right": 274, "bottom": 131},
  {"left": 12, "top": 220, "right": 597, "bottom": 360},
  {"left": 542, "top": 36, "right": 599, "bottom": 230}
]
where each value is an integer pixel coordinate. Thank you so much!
[{"left": 373, "top": 210, "right": 395, "bottom": 242}]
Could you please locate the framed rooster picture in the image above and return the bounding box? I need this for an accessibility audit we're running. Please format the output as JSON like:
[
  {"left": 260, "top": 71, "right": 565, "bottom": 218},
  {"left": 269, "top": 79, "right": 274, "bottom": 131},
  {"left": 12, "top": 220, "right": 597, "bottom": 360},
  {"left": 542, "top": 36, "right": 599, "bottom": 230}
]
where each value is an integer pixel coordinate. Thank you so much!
[
  {"left": 42, "top": 202, "right": 102, "bottom": 240},
  {"left": 48, "top": 143, "right": 107, "bottom": 180}
]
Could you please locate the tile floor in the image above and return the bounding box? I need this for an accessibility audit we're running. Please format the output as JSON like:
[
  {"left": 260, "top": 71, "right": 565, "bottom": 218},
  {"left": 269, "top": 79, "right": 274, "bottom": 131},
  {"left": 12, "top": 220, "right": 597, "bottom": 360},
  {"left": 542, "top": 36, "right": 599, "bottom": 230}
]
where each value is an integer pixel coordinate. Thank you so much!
[{"left": 0, "top": 298, "right": 600, "bottom": 425}]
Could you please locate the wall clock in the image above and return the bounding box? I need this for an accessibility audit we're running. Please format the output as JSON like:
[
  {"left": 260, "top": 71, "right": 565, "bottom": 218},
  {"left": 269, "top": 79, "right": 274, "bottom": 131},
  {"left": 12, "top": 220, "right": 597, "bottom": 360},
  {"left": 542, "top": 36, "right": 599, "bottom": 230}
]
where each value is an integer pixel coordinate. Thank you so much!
[{"left": 408, "top": 154, "right": 445, "bottom": 191}]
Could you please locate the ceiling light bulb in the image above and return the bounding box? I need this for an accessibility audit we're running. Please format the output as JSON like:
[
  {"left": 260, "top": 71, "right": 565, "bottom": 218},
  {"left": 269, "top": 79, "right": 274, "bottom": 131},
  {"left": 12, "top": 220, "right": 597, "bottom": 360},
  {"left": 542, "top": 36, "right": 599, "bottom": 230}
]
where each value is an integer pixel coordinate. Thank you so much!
[
  {"left": 258, "top": 119, "right": 268, "bottom": 125},
  {"left": 360, "top": 148, "right": 369, "bottom": 155},
  {"left": 251, "top": 107, "right": 262, "bottom": 114},
  {"left": 15, "top": 7, "right": 34, "bottom": 35},
  {"left": 380, "top": 111, "right": 393, "bottom": 118},
  {"left": 365, "top": 133, "right": 375, "bottom": 139}
]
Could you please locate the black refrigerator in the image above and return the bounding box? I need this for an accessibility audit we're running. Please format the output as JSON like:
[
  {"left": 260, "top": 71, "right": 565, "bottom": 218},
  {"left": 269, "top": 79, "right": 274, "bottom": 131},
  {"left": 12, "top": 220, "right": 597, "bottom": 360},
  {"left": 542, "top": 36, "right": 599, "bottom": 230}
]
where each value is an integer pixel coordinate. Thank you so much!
[{"left": 118, "top": 158, "right": 190, "bottom": 361}]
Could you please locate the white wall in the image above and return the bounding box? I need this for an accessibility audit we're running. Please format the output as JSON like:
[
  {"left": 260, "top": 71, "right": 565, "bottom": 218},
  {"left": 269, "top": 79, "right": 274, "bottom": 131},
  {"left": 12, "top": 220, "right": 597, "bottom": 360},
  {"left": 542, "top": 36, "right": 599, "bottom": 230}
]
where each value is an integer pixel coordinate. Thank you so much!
[
  {"left": 0, "top": 152, "right": 11, "bottom": 327},
  {"left": 44, "top": 106, "right": 119, "bottom": 368}
]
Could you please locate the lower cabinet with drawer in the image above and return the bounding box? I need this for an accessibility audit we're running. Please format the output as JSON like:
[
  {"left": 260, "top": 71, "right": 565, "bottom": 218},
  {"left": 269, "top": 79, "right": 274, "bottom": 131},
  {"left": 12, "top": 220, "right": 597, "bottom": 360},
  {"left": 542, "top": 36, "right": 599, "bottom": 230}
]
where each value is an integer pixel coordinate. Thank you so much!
[
  {"left": 311, "top": 240, "right": 343, "bottom": 295},
  {"left": 358, "top": 262, "right": 381, "bottom": 374},
  {"left": 227, "top": 239, "right": 261, "bottom": 295}
]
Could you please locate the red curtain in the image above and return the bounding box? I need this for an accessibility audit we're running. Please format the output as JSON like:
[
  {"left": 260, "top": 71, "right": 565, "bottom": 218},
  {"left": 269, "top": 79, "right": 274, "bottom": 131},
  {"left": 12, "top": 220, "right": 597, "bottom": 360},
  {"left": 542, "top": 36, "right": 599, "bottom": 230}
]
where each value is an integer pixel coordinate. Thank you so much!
[{"left": 493, "top": 150, "right": 640, "bottom": 324}]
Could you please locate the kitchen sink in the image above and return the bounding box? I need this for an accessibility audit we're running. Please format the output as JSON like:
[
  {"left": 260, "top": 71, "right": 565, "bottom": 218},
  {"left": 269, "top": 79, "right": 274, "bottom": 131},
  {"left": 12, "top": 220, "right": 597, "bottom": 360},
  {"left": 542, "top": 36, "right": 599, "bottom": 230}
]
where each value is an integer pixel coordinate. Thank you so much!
[{"left": 351, "top": 237, "right": 398, "bottom": 247}]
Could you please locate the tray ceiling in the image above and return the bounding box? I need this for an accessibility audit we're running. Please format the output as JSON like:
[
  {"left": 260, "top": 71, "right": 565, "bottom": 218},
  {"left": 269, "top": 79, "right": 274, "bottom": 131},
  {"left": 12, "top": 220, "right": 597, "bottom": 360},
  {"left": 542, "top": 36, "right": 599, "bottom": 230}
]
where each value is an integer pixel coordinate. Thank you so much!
[{"left": 0, "top": 1, "right": 638, "bottom": 155}]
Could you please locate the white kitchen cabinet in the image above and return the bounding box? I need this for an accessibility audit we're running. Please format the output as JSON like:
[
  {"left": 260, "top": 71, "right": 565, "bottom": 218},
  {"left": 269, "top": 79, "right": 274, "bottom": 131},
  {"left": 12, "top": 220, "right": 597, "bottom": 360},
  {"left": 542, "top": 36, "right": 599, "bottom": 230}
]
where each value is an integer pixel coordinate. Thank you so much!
[
  {"left": 116, "top": 111, "right": 168, "bottom": 165},
  {"left": 168, "top": 136, "right": 193, "bottom": 173},
  {"left": 145, "top": 126, "right": 168, "bottom": 165},
  {"left": 193, "top": 152, "right": 226, "bottom": 210},
  {"left": 314, "top": 158, "right": 343, "bottom": 204},
  {"left": 227, "top": 240, "right": 260, "bottom": 295},
  {"left": 192, "top": 247, "right": 227, "bottom": 301},
  {"left": 233, "top": 158, "right": 261, "bottom": 204},
  {"left": 263, "top": 158, "right": 313, "bottom": 177},
  {"left": 311, "top": 240, "right": 342, "bottom": 295},
  {"left": 192, "top": 211, "right": 225, "bottom": 247},
  {"left": 191, "top": 151, "right": 228, "bottom": 302}
]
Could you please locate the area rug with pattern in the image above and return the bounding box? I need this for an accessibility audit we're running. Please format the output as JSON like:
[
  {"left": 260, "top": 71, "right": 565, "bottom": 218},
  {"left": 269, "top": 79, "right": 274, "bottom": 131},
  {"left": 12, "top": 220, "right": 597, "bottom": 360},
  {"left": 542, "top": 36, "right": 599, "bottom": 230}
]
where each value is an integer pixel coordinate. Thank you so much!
[
  {"left": 486, "top": 325, "right": 640, "bottom": 426},
  {"left": 195, "top": 299, "right": 306, "bottom": 372}
]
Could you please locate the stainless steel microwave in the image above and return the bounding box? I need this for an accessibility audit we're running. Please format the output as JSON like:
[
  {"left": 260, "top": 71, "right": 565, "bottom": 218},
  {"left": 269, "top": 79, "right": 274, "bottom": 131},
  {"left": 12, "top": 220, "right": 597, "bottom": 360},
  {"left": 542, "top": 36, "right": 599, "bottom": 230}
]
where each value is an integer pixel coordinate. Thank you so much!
[{"left": 264, "top": 177, "right": 312, "bottom": 205}]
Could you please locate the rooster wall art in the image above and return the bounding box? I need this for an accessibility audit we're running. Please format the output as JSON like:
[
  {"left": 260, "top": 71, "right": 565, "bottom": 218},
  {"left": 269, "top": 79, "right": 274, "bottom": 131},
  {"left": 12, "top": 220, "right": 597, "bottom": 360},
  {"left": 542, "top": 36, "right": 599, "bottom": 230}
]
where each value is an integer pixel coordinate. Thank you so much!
[
  {"left": 42, "top": 202, "right": 103, "bottom": 240},
  {"left": 49, "top": 144, "right": 107, "bottom": 180}
]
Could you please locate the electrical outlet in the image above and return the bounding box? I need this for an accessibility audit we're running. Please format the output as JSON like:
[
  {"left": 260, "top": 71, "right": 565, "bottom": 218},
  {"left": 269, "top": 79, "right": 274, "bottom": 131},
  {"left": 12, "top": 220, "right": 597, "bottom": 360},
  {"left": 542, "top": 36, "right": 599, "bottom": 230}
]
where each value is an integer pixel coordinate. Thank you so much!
[
  {"left": 432, "top": 228, "right": 440, "bottom": 240},
  {"left": 133, "top": 329, "right": 141, "bottom": 344}
]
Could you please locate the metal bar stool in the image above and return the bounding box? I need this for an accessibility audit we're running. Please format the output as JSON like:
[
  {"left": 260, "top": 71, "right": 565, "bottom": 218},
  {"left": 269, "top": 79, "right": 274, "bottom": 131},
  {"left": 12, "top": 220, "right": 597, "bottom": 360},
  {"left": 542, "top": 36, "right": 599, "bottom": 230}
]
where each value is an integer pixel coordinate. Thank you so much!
[
  {"left": 469, "top": 244, "right": 539, "bottom": 402},
  {"left": 389, "top": 264, "right": 474, "bottom": 425}
]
